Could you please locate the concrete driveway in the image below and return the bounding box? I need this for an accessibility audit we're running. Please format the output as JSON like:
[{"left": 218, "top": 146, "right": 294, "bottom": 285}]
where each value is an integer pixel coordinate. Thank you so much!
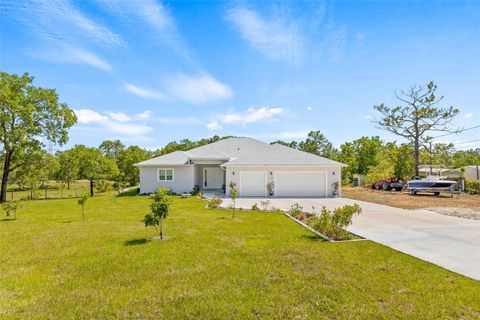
[{"left": 221, "top": 197, "right": 480, "bottom": 280}]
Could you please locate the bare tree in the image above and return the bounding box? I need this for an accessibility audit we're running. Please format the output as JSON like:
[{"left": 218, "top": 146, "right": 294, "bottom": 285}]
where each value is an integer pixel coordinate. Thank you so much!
[{"left": 374, "top": 81, "right": 461, "bottom": 176}]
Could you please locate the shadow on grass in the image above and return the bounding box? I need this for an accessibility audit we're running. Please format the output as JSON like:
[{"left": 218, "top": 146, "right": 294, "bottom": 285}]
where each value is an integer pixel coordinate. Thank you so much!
[
  {"left": 124, "top": 238, "right": 150, "bottom": 246},
  {"left": 117, "top": 188, "right": 140, "bottom": 197},
  {"left": 301, "top": 234, "right": 326, "bottom": 242},
  {"left": 0, "top": 218, "right": 16, "bottom": 222}
]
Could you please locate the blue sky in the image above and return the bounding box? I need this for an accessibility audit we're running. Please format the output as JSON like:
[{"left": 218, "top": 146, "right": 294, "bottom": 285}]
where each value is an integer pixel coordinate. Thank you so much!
[{"left": 1, "top": 0, "right": 479, "bottom": 151}]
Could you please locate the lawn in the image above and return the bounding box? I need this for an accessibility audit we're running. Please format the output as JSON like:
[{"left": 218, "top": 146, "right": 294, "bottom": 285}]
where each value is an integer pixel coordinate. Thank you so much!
[
  {"left": 1, "top": 193, "right": 479, "bottom": 319},
  {"left": 343, "top": 186, "right": 480, "bottom": 211}
]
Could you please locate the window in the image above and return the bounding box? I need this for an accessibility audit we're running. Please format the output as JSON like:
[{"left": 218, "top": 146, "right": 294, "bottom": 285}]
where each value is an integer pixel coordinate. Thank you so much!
[{"left": 158, "top": 169, "right": 174, "bottom": 181}]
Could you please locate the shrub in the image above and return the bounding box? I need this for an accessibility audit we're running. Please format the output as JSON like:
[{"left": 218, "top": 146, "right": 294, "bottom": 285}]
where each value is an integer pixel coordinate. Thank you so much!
[
  {"left": 191, "top": 185, "right": 201, "bottom": 196},
  {"left": 151, "top": 188, "right": 170, "bottom": 202},
  {"left": 207, "top": 197, "right": 223, "bottom": 209},
  {"left": 260, "top": 200, "right": 270, "bottom": 211},
  {"left": 309, "top": 204, "right": 362, "bottom": 240},
  {"left": 95, "top": 180, "right": 111, "bottom": 193},
  {"left": 2, "top": 200, "right": 24, "bottom": 220},
  {"left": 251, "top": 203, "right": 260, "bottom": 211},
  {"left": 288, "top": 202, "right": 303, "bottom": 217},
  {"left": 465, "top": 181, "right": 480, "bottom": 195}
]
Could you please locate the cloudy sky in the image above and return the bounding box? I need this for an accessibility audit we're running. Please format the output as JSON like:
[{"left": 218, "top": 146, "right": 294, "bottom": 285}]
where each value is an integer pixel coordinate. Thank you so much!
[{"left": 1, "top": 0, "right": 479, "bottom": 150}]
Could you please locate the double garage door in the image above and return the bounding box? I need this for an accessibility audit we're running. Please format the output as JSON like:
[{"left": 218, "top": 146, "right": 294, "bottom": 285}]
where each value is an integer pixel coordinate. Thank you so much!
[{"left": 239, "top": 171, "right": 327, "bottom": 197}]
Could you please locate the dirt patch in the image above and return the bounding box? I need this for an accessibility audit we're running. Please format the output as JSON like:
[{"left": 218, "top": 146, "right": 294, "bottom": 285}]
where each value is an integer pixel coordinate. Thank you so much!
[
  {"left": 421, "top": 207, "right": 480, "bottom": 221},
  {"left": 343, "top": 186, "right": 480, "bottom": 211}
]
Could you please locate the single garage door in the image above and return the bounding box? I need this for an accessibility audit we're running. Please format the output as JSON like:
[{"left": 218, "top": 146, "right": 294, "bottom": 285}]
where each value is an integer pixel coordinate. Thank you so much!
[
  {"left": 275, "top": 171, "right": 326, "bottom": 197},
  {"left": 240, "top": 171, "right": 266, "bottom": 197}
]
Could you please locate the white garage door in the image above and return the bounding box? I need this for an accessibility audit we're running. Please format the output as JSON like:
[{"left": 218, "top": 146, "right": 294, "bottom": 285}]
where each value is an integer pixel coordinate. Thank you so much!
[
  {"left": 239, "top": 172, "right": 266, "bottom": 197},
  {"left": 275, "top": 172, "right": 326, "bottom": 197}
]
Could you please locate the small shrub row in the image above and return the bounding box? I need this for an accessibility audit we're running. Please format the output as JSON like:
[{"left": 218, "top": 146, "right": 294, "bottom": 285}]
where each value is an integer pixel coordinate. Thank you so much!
[
  {"left": 287, "top": 202, "right": 362, "bottom": 240},
  {"left": 250, "top": 200, "right": 272, "bottom": 212}
]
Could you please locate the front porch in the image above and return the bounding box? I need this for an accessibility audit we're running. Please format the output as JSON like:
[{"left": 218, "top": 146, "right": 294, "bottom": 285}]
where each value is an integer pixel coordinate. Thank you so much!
[{"left": 193, "top": 162, "right": 226, "bottom": 196}]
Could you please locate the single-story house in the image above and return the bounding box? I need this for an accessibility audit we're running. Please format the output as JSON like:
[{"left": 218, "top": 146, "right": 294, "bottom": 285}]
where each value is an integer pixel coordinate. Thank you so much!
[{"left": 134, "top": 137, "right": 346, "bottom": 197}]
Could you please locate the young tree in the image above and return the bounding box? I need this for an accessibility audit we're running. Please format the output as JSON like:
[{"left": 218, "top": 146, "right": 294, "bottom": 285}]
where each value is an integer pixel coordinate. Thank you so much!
[
  {"left": 229, "top": 182, "right": 238, "bottom": 218},
  {"left": 373, "top": 81, "right": 461, "bottom": 176},
  {"left": 143, "top": 189, "right": 171, "bottom": 240},
  {"left": 2, "top": 200, "right": 24, "bottom": 220},
  {"left": 0, "top": 72, "right": 77, "bottom": 202},
  {"left": 77, "top": 192, "right": 88, "bottom": 222}
]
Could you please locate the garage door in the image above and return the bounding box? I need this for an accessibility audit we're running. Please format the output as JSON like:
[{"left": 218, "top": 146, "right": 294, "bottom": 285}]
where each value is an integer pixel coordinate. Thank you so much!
[
  {"left": 239, "top": 172, "right": 266, "bottom": 197},
  {"left": 275, "top": 172, "right": 326, "bottom": 197}
]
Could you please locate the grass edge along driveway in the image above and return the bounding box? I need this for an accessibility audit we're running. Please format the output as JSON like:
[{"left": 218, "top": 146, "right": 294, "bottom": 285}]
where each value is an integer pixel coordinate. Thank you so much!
[{"left": 1, "top": 193, "right": 479, "bottom": 319}]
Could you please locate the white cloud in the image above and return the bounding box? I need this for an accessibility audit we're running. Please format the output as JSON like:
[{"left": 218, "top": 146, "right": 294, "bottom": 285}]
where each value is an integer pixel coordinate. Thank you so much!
[
  {"left": 59, "top": 44, "right": 112, "bottom": 71},
  {"left": 75, "top": 109, "right": 109, "bottom": 123},
  {"left": 226, "top": 6, "right": 304, "bottom": 64},
  {"left": 99, "top": 0, "right": 190, "bottom": 59},
  {"left": 24, "top": 0, "right": 123, "bottom": 47},
  {"left": 364, "top": 115, "right": 373, "bottom": 120},
  {"left": 106, "top": 112, "right": 132, "bottom": 122},
  {"left": 465, "top": 112, "right": 473, "bottom": 118},
  {"left": 123, "top": 83, "right": 167, "bottom": 101},
  {"left": 306, "top": 106, "right": 312, "bottom": 111},
  {"left": 11, "top": 0, "right": 119, "bottom": 71},
  {"left": 206, "top": 121, "right": 222, "bottom": 131},
  {"left": 207, "top": 107, "right": 284, "bottom": 130},
  {"left": 135, "top": 110, "right": 153, "bottom": 120},
  {"left": 165, "top": 74, "right": 233, "bottom": 104},
  {"left": 74, "top": 108, "right": 154, "bottom": 135},
  {"left": 154, "top": 116, "right": 199, "bottom": 125}
]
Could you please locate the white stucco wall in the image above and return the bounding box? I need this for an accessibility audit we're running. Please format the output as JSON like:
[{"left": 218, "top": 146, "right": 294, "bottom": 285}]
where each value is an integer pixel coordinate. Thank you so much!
[
  {"left": 224, "top": 165, "right": 342, "bottom": 198},
  {"left": 139, "top": 166, "right": 194, "bottom": 194}
]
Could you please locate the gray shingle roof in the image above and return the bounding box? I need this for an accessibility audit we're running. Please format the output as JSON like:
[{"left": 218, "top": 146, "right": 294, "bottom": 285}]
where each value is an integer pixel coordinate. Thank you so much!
[
  {"left": 133, "top": 151, "right": 189, "bottom": 166},
  {"left": 224, "top": 143, "right": 346, "bottom": 166},
  {"left": 134, "top": 137, "right": 346, "bottom": 167}
]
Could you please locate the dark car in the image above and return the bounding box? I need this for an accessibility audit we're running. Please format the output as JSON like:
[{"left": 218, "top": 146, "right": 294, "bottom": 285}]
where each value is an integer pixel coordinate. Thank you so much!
[{"left": 372, "top": 178, "right": 404, "bottom": 191}]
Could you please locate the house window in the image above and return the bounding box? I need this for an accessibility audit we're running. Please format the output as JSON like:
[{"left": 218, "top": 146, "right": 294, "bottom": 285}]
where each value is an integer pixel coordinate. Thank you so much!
[{"left": 158, "top": 169, "right": 174, "bottom": 181}]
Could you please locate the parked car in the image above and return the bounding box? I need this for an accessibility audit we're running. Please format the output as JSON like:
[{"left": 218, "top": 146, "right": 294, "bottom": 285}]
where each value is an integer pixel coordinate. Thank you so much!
[{"left": 371, "top": 178, "right": 404, "bottom": 191}]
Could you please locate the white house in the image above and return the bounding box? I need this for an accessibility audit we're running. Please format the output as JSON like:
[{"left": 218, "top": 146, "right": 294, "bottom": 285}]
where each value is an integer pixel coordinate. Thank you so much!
[{"left": 134, "top": 137, "right": 346, "bottom": 197}]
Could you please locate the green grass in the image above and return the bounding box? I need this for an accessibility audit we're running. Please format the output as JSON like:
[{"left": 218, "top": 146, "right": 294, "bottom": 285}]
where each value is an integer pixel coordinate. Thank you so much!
[{"left": 1, "top": 194, "right": 479, "bottom": 319}]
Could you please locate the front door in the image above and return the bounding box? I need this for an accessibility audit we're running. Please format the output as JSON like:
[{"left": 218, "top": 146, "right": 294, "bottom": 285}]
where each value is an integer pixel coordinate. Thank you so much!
[{"left": 204, "top": 167, "right": 224, "bottom": 189}]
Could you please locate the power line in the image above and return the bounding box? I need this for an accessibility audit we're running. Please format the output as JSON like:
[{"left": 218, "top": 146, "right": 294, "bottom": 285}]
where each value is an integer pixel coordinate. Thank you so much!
[
  {"left": 432, "top": 124, "right": 480, "bottom": 139},
  {"left": 452, "top": 138, "right": 480, "bottom": 145}
]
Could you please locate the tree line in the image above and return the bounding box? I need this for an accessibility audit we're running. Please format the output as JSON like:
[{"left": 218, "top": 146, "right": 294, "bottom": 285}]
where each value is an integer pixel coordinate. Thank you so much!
[
  {"left": 1, "top": 70, "right": 477, "bottom": 202},
  {"left": 273, "top": 131, "right": 480, "bottom": 184}
]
